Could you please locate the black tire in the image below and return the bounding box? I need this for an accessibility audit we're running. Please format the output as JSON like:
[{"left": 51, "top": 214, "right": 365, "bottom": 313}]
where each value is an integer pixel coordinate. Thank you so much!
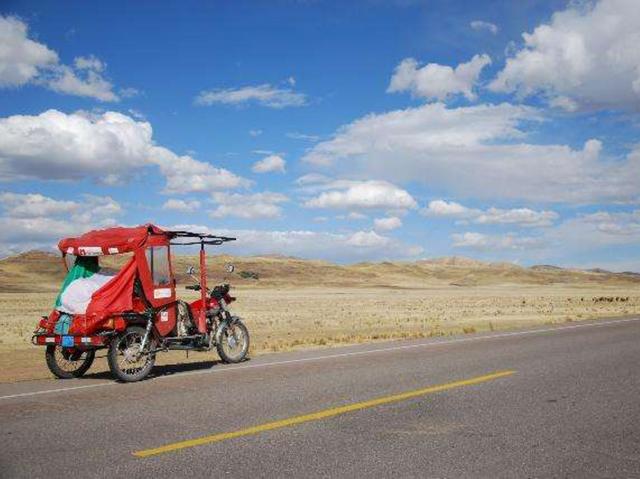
[
  {"left": 107, "top": 325, "right": 156, "bottom": 382},
  {"left": 45, "top": 345, "right": 95, "bottom": 379},
  {"left": 216, "top": 320, "right": 250, "bottom": 363}
]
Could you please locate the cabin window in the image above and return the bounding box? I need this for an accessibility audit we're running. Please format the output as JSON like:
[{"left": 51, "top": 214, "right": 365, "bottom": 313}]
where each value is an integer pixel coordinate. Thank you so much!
[{"left": 146, "top": 246, "right": 171, "bottom": 286}]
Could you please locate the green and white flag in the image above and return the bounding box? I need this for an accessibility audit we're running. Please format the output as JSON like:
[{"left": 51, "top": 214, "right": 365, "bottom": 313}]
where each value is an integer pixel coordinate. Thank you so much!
[{"left": 55, "top": 257, "right": 113, "bottom": 314}]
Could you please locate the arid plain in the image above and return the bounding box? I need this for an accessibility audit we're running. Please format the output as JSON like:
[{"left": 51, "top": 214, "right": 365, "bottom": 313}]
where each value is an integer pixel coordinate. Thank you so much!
[{"left": 1, "top": 251, "right": 639, "bottom": 382}]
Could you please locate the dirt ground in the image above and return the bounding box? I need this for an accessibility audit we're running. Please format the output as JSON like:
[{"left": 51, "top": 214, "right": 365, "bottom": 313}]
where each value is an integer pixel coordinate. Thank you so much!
[{"left": 2, "top": 284, "right": 639, "bottom": 383}]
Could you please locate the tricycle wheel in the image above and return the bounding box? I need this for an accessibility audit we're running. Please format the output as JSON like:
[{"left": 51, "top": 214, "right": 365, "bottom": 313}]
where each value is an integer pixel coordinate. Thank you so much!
[
  {"left": 108, "top": 325, "right": 156, "bottom": 382},
  {"left": 216, "top": 320, "right": 250, "bottom": 363},
  {"left": 45, "top": 345, "right": 95, "bottom": 379}
]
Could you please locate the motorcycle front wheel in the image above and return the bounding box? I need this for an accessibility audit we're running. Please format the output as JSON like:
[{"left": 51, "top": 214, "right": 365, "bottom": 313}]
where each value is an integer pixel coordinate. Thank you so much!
[
  {"left": 45, "top": 345, "right": 95, "bottom": 379},
  {"left": 107, "top": 325, "right": 156, "bottom": 382},
  {"left": 216, "top": 320, "right": 250, "bottom": 363}
]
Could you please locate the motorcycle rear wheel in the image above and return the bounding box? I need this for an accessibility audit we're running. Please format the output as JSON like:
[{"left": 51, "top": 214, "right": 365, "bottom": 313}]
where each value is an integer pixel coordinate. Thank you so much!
[
  {"left": 108, "top": 325, "right": 156, "bottom": 382},
  {"left": 45, "top": 345, "right": 95, "bottom": 379},
  {"left": 216, "top": 320, "right": 250, "bottom": 363}
]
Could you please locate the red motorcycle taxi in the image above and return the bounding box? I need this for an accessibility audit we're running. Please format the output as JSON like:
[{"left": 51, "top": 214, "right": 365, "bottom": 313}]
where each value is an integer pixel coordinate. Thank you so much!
[{"left": 32, "top": 224, "right": 250, "bottom": 382}]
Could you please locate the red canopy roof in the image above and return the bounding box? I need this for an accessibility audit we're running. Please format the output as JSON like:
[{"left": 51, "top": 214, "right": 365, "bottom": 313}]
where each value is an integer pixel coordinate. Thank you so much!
[{"left": 58, "top": 224, "right": 167, "bottom": 256}]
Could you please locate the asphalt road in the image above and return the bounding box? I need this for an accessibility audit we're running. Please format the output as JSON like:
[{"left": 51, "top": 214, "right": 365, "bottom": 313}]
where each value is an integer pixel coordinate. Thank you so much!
[{"left": 2, "top": 317, "right": 640, "bottom": 478}]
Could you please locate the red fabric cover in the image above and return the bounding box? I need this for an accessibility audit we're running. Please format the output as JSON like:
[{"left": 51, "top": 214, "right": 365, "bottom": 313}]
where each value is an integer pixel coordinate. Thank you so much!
[
  {"left": 58, "top": 224, "right": 167, "bottom": 256},
  {"left": 68, "top": 256, "right": 138, "bottom": 335}
]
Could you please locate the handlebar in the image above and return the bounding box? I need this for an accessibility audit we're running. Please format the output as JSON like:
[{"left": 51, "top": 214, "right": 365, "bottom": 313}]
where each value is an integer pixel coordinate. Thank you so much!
[{"left": 186, "top": 283, "right": 230, "bottom": 298}]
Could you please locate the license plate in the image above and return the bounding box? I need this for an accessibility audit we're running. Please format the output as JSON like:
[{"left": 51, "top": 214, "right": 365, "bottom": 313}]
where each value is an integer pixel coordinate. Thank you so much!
[{"left": 61, "top": 336, "right": 74, "bottom": 347}]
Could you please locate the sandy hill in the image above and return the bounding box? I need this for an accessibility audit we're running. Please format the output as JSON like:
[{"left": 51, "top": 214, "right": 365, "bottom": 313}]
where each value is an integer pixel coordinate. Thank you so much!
[{"left": 1, "top": 250, "right": 639, "bottom": 293}]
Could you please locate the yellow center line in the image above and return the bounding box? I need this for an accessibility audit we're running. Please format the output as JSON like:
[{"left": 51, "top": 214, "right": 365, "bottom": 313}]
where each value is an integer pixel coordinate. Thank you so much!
[{"left": 133, "top": 369, "right": 515, "bottom": 458}]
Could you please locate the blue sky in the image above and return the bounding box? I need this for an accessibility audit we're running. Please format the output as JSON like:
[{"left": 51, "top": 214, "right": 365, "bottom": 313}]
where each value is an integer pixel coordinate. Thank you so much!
[{"left": 0, "top": 0, "right": 639, "bottom": 269}]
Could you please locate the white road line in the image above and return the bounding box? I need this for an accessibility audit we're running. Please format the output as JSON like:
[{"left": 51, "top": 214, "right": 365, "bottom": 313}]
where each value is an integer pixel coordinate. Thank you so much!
[{"left": 1, "top": 316, "right": 638, "bottom": 401}]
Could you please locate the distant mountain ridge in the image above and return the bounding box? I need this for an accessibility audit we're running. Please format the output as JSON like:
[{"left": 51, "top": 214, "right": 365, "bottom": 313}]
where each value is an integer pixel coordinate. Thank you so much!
[{"left": 1, "top": 250, "right": 638, "bottom": 294}]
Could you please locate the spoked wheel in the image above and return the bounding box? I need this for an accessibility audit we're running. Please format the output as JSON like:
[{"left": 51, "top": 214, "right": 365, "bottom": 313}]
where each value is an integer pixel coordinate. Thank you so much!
[
  {"left": 216, "top": 320, "right": 250, "bottom": 363},
  {"left": 45, "top": 345, "right": 95, "bottom": 379},
  {"left": 107, "top": 326, "right": 156, "bottom": 382}
]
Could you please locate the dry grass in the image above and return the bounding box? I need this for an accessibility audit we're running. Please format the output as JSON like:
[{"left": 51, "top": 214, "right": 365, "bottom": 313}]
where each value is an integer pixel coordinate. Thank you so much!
[
  {"left": 1, "top": 284, "right": 639, "bottom": 382},
  {"left": 0, "top": 251, "right": 639, "bottom": 382}
]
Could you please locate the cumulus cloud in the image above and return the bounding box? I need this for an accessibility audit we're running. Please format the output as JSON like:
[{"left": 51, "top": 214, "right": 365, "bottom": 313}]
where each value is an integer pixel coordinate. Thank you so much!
[
  {"left": 170, "top": 224, "right": 423, "bottom": 263},
  {"left": 152, "top": 147, "right": 249, "bottom": 194},
  {"left": 470, "top": 20, "right": 498, "bottom": 34},
  {"left": 489, "top": 0, "right": 640, "bottom": 110},
  {"left": 423, "top": 200, "right": 559, "bottom": 227},
  {"left": 195, "top": 84, "right": 307, "bottom": 109},
  {"left": 162, "top": 199, "right": 201, "bottom": 213},
  {"left": 0, "top": 109, "right": 249, "bottom": 193},
  {"left": 304, "top": 180, "right": 417, "bottom": 211},
  {"left": 0, "top": 192, "right": 122, "bottom": 255},
  {"left": 388, "top": 54, "right": 491, "bottom": 101},
  {"left": 452, "top": 231, "right": 544, "bottom": 251},
  {"left": 423, "top": 200, "right": 477, "bottom": 219},
  {"left": 374, "top": 216, "right": 402, "bottom": 231},
  {"left": 302, "top": 102, "right": 640, "bottom": 204},
  {"left": 252, "top": 155, "right": 286, "bottom": 174},
  {"left": 0, "top": 15, "right": 57, "bottom": 87},
  {"left": 0, "top": 15, "right": 123, "bottom": 101},
  {"left": 210, "top": 192, "right": 288, "bottom": 219}
]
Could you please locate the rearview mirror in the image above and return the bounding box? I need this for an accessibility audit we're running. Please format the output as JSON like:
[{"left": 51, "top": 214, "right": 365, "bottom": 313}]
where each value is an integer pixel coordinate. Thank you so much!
[
  {"left": 186, "top": 265, "right": 195, "bottom": 275},
  {"left": 225, "top": 264, "right": 235, "bottom": 273}
]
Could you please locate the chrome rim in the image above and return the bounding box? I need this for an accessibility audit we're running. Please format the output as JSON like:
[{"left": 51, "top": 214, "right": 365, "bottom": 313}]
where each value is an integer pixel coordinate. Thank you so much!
[
  {"left": 54, "top": 347, "right": 91, "bottom": 373},
  {"left": 115, "top": 332, "right": 152, "bottom": 376},
  {"left": 221, "top": 325, "right": 246, "bottom": 360}
]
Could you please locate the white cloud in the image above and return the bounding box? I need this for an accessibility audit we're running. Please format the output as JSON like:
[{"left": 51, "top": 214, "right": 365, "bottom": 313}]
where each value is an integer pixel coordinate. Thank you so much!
[
  {"left": 152, "top": 147, "right": 249, "bottom": 194},
  {"left": 0, "top": 15, "right": 58, "bottom": 87},
  {"left": 249, "top": 129, "right": 262, "bottom": 137},
  {"left": 374, "top": 216, "right": 402, "bottom": 231},
  {"left": 302, "top": 102, "right": 640, "bottom": 204},
  {"left": 304, "top": 180, "right": 417, "bottom": 211},
  {"left": 0, "top": 16, "right": 122, "bottom": 101},
  {"left": 162, "top": 199, "right": 201, "bottom": 213},
  {"left": 475, "top": 208, "right": 559, "bottom": 227},
  {"left": 0, "top": 192, "right": 122, "bottom": 255},
  {"left": 345, "top": 230, "right": 391, "bottom": 248},
  {"left": 42, "top": 62, "right": 119, "bottom": 102},
  {"left": 119, "top": 87, "right": 140, "bottom": 99},
  {"left": 0, "top": 109, "right": 249, "bottom": 193},
  {"left": 452, "top": 231, "right": 543, "bottom": 251},
  {"left": 286, "top": 132, "right": 320, "bottom": 142},
  {"left": 170, "top": 224, "right": 423, "bottom": 263},
  {"left": 295, "top": 173, "right": 332, "bottom": 186},
  {"left": 489, "top": 0, "right": 640, "bottom": 110},
  {"left": 449, "top": 209, "right": 639, "bottom": 261},
  {"left": 337, "top": 212, "right": 368, "bottom": 221},
  {"left": 525, "top": 210, "right": 640, "bottom": 265},
  {"left": 210, "top": 192, "right": 288, "bottom": 219},
  {"left": 422, "top": 200, "right": 559, "bottom": 227},
  {"left": 470, "top": 20, "right": 498, "bottom": 35},
  {"left": 0, "top": 192, "right": 77, "bottom": 218},
  {"left": 195, "top": 84, "right": 307, "bottom": 109},
  {"left": 252, "top": 155, "right": 286, "bottom": 174},
  {"left": 423, "top": 200, "right": 476, "bottom": 219},
  {"left": 580, "top": 210, "right": 640, "bottom": 237},
  {"left": 388, "top": 54, "right": 491, "bottom": 101}
]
